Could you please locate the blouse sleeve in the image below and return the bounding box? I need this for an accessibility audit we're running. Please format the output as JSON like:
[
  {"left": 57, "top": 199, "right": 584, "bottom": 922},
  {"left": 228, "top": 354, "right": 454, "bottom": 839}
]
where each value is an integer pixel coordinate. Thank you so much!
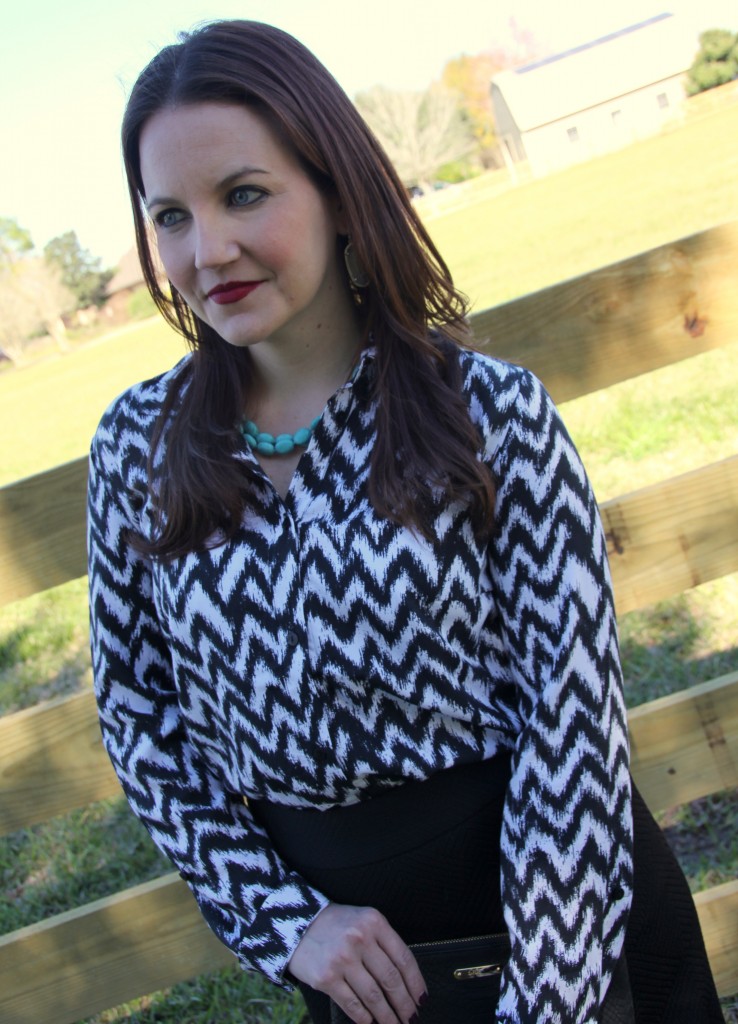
[
  {"left": 485, "top": 369, "right": 633, "bottom": 1023},
  {"left": 87, "top": 416, "right": 329, "bottom": 985}
]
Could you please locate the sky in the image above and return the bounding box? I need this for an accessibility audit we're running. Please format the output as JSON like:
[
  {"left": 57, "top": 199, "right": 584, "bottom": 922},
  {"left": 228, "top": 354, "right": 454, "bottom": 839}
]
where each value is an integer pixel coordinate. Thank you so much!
[{"left": 2, "top": 0, "right": 736, "bottom": 268}]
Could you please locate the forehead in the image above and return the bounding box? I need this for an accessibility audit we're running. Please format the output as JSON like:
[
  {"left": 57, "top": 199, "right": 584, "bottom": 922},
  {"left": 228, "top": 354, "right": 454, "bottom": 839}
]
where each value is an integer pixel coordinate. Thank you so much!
[{"left": 138, "top": 102, "right": 299, "bottom": 196}]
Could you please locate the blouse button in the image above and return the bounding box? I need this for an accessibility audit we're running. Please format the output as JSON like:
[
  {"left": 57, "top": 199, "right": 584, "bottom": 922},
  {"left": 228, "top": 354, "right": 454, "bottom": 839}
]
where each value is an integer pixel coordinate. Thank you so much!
[{"left": 285, "top": 630, "right": 299, "bottom": 647}]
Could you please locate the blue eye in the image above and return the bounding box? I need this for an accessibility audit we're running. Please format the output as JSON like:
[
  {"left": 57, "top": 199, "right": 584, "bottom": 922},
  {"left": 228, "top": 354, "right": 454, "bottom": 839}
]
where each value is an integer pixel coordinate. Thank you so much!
[
  {"left": 230, "top": 186, "right": 265, "bottom": 207},
  {"left": 155, "top": 208, "right": 186, "bottom": 229}
]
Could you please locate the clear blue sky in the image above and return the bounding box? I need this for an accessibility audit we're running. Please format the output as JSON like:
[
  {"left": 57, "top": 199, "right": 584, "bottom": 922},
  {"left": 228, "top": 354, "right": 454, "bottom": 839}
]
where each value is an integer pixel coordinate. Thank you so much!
[{"left": 2, "top": 0, "right": 735, "bottom": 267}]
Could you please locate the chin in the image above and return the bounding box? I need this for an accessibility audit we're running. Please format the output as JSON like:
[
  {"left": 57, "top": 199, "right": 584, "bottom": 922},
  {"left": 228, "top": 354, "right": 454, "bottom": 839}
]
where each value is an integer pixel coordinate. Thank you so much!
[
  {"left": 216, "top": 332, "right": 263, "bottom": 350},
  {"left": 205, "top": 315, "right": 268, "bottom": 349}
]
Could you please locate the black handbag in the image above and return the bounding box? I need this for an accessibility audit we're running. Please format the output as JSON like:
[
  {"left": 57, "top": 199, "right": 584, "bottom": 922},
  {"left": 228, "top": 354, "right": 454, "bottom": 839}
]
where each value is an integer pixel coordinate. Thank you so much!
[
  {"left": 329, "top": 932, "right": 634, "bottom": 1024},
  {"left": 330, "top": 933, "right": 509, "bottom": 1024}
]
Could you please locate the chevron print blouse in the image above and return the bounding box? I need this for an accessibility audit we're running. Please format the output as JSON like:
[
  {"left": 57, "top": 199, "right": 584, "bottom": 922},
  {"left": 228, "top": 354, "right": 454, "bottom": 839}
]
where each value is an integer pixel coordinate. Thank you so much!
[{"left": 88, "top": 345, "right": 633, "bottom": 1023}]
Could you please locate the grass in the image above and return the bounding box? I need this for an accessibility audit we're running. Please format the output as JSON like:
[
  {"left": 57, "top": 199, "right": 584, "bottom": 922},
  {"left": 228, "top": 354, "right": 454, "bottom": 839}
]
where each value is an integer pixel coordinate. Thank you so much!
[
  {"left": 561, "top": 342, "right": 738, "bottom": 503},
  {"left": 78, "top": 970, "right": 307, "bottom": 1024},
  {"left": 1, "top": 100, "right": 737, "bottom": 1022},
  {"left": 660, "top": 789, "right": 738, "bottom": 894},
  {"left": 0, "top": 577, "right": 90, "bottom": 713},
  {"left": 0, "top": 799, "right": 168, "bottom": 935},
  {"left": 423, "top": 102, "right": 738, "bottom": 310},
  {"left": 0, "top": 319, "right": 186, "bottom": 486},
  {"left": 619, "top": 578, "right": 738, "bottom": 709}
]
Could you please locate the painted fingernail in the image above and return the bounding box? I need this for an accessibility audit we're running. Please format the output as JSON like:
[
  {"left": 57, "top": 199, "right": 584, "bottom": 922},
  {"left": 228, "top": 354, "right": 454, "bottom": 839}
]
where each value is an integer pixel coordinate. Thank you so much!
[
  {"left": 409, "top": 1014, "right": 420, "bottom": 1024},
  {"left": 419, "top": 991, "right": 429, "bottom": 1007}
]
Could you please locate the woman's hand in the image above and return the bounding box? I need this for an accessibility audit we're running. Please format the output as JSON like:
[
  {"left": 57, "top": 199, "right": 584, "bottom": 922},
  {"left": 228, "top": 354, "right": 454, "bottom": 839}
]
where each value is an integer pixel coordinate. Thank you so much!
[{"left": 288, "top": 903, "right": 427, "bottom": 1024}]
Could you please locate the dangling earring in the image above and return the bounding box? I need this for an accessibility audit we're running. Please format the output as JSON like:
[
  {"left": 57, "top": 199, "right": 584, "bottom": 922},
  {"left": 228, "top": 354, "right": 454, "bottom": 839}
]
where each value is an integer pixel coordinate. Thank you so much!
[{"left": 344, "top": 241, "right": 370, "bottom": 289}]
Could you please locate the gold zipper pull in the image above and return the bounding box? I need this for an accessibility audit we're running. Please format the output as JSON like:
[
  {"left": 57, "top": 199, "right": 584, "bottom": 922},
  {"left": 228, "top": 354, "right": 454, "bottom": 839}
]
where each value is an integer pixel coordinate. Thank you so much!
[{"left": 453, "top": 962, "right": 504, "bottom": 981}]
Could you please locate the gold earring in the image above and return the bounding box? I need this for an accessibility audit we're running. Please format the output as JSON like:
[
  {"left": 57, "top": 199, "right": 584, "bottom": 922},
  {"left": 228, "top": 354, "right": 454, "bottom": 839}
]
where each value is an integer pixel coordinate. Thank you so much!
[{"left": 344, "top": 241, "right": 370, "bottom": 288}]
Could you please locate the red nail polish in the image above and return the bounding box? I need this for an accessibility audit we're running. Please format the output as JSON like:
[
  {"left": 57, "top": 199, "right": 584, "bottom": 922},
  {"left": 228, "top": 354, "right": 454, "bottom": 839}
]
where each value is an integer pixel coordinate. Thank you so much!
[{"left": 419, "top": 990, "right": 429, "bottom": 1007}]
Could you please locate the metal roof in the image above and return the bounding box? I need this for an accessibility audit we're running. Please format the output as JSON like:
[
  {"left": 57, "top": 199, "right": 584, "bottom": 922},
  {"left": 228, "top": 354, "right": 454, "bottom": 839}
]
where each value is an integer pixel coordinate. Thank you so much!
[{"left": 492, "top": 13, "right": 699, "bottom": 131}]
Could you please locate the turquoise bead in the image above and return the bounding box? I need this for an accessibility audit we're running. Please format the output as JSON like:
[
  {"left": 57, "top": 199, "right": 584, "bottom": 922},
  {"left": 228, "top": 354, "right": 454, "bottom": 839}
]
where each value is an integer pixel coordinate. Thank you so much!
[
  {"left": 275, "top": 435, "right": 295, "bottom": 454},
  {"left": 239, "top": 412, "right": 322, "bottom": 456}
]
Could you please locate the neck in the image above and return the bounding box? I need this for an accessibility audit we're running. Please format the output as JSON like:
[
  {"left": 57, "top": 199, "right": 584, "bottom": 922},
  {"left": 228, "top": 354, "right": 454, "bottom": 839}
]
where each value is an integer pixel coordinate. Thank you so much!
[
  {"left": 244, "top": 323, "right": 363, "bottom": 436},
  {"left": 252, "top": 333, "right": 359, "bottom": 396}
]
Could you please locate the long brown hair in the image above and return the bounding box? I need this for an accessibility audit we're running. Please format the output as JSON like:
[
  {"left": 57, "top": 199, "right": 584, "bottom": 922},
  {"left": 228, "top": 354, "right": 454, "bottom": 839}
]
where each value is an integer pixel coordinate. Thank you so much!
[{"left": 122, "top": 20, "right": 494, "bottom": 556}]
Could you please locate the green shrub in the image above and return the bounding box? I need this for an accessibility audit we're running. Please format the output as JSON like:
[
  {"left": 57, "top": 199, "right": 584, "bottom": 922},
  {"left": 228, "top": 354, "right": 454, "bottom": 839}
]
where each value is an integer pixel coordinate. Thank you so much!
[
  {"left": 435, "top": 160, "right": 480, "bottom": 184},
  {"left": 687, "top": 29, "right": 738, "bottom": 96}
]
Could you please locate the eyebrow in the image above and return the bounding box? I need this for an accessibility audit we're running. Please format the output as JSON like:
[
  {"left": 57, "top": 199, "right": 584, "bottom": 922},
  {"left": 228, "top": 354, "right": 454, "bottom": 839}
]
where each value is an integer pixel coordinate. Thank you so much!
[{"left": 145, "top": 165, "right": 270, "bottom": 210}]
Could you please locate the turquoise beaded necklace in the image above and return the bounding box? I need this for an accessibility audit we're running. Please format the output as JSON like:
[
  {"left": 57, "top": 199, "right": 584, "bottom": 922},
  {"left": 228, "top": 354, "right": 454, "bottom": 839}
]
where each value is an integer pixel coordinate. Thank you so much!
[
  {"left": 240, "top": 354, "right": 363, "bottom": 457},
  {"left": 241, "top": 416, "right": 322, "bottom": 457}
]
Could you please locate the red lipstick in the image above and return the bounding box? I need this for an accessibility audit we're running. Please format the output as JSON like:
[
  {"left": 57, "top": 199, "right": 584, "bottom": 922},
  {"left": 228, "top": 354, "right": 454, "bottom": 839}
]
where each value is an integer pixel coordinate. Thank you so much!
[{"left": 207, "top": 281, "right": 262, "bottom": 305}]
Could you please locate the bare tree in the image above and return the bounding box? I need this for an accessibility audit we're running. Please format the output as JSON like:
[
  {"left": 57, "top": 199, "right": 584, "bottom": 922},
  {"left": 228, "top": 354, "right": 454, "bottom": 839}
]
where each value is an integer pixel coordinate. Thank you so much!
[
  {"left": 355, "top": 85, "right": 474, "bottom": 190},
  {"left": 0, "top": 259, "right": 74, "bottom": 364},
  {"left": 0, "top": 272, "right": 37, "bottom": 364}
]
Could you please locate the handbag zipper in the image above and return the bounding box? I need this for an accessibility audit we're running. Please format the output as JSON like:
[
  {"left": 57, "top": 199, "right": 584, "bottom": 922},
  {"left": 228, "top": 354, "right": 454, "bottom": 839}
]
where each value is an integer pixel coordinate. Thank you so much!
[
  {"left": 410, "top": 933, "right": 508, "bottom": 982},
  {"left": 409, "top": 933, "right": 506, "bottom": 951}
]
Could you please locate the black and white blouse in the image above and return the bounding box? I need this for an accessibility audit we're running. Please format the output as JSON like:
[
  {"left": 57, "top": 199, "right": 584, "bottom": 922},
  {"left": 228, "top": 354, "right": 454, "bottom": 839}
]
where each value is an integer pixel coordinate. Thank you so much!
[{"left": 88, "top": 345, "right": 633, "bottom": 1023}]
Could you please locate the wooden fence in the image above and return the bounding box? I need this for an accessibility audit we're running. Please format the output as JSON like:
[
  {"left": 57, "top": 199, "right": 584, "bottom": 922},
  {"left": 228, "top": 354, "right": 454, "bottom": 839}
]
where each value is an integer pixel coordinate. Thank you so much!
[{"left": 1, "top": 222, "right": 737, "bottom": 1023}]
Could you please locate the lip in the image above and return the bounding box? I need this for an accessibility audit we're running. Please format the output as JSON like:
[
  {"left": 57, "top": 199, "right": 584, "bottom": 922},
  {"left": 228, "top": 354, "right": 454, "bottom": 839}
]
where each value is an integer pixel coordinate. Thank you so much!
[{"left": 207, "top": 281, "right": 263, "bottom": 305}]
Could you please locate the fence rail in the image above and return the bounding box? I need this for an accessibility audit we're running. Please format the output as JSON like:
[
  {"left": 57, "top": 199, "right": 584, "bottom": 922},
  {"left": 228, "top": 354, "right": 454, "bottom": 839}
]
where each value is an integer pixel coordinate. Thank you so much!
[{"left": 1, "top": 222, "right": 736, "bottom": 1023}]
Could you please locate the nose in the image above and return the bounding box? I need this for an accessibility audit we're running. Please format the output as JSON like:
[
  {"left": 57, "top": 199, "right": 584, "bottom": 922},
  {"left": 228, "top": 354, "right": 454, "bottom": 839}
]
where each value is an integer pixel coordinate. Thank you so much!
[{"left": 193, "top": 215, "right": 240, "bottom": 270}]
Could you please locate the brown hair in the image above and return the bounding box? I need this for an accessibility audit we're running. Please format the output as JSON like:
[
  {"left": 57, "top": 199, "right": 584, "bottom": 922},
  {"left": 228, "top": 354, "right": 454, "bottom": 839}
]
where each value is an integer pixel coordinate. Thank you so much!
[{"left": 122, "top": 19, "right": 494, "bottom": 556}]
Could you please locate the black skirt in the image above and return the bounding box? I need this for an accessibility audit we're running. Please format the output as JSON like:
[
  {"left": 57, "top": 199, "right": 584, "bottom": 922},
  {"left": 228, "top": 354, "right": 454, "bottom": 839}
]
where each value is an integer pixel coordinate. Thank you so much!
[
  {"left": 251, "top": 759, "right": 722, "bottom": 1023},
  {"left": 625, "top": 785, "right": 723, "bottom": 1022}
]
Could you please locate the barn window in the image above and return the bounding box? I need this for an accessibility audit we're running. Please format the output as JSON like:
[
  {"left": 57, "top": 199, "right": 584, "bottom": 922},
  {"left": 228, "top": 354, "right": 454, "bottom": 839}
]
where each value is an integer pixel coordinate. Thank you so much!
[
  {"left": 567, "top": 126, "right": 580, "bottom": 143},
  {"left": 657, "top": 92, "right": 669, "bottom": 109}
]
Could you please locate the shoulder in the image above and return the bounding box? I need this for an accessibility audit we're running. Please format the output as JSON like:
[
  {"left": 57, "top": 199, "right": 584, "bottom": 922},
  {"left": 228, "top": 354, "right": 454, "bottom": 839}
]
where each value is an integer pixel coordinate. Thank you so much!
[
  {"left": 91, "top": 357, "right": 190, "bottom": 455},
  {"left": 455, "top": 345, "right": 537, "bottom": 401},
  {"left": 453, "top": 345, "right": 552, "bottom": 456},
  {"left": 89, "top": 356, "right": 191, "bottom": 490}
]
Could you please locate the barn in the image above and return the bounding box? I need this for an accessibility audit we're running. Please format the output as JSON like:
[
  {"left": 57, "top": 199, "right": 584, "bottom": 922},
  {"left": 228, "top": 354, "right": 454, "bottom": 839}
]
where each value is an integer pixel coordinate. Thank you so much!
[{"left": 491, "top": 13, "right": 699, "bottom": 176}]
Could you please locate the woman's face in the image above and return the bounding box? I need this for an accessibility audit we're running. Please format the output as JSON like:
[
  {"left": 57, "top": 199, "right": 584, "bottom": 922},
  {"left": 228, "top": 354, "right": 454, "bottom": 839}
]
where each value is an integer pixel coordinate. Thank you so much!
[{"left": 139, "top": 102, "right": 348, "bottom": 350}]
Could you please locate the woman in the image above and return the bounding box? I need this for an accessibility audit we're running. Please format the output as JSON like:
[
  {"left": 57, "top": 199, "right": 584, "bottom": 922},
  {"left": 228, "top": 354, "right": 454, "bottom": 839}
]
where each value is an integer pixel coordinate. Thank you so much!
[{"left": 87, "top": 20, "right": 722, "bottom": 1024}]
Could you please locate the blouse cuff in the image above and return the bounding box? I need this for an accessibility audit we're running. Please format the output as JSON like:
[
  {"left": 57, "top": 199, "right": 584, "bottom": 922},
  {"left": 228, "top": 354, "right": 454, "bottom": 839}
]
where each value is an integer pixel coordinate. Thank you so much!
[{"left": 237, "top": 881, "right": 331, "bottom": 987}]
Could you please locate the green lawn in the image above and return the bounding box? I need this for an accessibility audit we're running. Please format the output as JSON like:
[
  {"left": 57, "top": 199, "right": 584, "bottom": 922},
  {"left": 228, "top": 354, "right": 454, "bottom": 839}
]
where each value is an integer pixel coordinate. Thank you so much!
[
  {"left": 1, "top": 99, "right": 737, "bottom": 1023},
  {"left": 423, "top": 102, "right": 738, "bottom": 310},
  {"left": 0, "top": 321, "right": 187, "bottom": 487}
]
